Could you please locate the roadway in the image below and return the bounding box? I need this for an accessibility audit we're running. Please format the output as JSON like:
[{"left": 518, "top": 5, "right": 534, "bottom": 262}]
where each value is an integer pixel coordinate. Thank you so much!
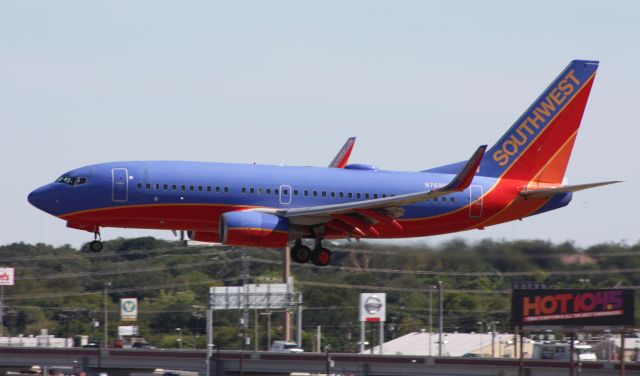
[{"left": 0, "top": 347, "right": 637, "bottom": 376}]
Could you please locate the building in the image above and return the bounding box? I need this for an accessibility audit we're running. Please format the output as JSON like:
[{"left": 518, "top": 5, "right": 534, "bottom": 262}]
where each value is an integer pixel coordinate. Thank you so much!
[{"left": 367, "top": 331, "right": 533, "bottom": 358}]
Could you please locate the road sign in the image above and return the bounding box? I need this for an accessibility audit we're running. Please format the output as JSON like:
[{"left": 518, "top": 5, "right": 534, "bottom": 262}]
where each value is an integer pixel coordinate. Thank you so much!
[
  {"left": 359, "top": 293, "right": 386, "bottom": 322},
  {"left": 120, "top": 298, "right": 138, "bottom": 322},
  {"left": 0, "top": 268, "right": 15, "bottom": 286}
]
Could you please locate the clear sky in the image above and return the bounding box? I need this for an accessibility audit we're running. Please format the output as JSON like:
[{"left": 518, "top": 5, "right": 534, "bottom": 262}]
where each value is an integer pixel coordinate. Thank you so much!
[{"left": 1, "top": 1, "right": 638, "bottom": 248}]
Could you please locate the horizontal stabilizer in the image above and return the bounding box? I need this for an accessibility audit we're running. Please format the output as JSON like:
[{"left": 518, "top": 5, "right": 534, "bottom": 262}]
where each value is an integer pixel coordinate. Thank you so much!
[{"left": 519, "top": 181, "right": 621, "bottom": 199}]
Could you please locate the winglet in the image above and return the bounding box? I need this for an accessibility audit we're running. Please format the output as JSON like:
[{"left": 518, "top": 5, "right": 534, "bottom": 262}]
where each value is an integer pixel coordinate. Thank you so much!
[
  {"left": 439, "top": 145, "right": 487, "bottom": 192},
  {"left": 329, "top": 137, "right": 357, "bottom": 168}
]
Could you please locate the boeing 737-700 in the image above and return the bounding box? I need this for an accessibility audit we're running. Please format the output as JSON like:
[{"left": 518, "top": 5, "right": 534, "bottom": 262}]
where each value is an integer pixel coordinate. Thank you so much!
[{"left": 28, "top": 60, "right": 618, "bottom": 266}]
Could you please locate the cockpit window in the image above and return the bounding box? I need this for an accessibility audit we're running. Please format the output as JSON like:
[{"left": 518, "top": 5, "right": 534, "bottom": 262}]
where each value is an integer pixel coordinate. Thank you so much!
[{"left": 55, "top": 175, "right": 87, "bottom": 186}]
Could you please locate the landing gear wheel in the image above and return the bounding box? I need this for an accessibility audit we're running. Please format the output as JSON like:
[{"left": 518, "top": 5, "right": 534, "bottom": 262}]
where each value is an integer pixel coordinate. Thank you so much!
[
  {"left": 89, "top": 240, "right": 103, "bottom": 252},
  {"left": 290, "top": 245, "right": 311, "bottom": 264},
  {"left": 311, "top": 248, "right": 332, "bottom": 267}
]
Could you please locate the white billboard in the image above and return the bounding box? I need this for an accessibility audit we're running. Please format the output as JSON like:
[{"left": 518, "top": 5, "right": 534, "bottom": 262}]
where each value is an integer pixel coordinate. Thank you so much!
[
  {"left": 120, "top": 298, "right": 138, "bottom": 322},
  {"left": 209, "top": 283, "right": 293, "bottom": 310},
  {"left": 118, "top": 325, "right": 139, "bottom": 336},
  {"left": 359, "top": 293, "right": 386, "bottom": 322},
  {"left": 0, "top": 268, "right": 15, "bottom": 286}
]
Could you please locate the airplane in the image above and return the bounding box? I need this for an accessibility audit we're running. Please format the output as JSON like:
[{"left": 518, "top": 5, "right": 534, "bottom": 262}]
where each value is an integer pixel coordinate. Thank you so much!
[{"left": 28, "top": 60, "right": 619, "bottom": 266}]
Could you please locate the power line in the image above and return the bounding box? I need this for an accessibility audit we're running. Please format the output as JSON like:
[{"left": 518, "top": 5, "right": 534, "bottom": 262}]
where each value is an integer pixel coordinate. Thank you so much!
[{"left": 248, "top": 257, "right": 640, "bottom": 278}]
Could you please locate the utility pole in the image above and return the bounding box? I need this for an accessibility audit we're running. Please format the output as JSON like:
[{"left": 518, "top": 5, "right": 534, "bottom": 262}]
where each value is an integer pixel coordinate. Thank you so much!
[
  {"left": 242, "top": 250, "right": 249, "bottom": 350},
  {"left": 103, "top": 282, "right": 111, "bottom": 349},
  {"left": 428, "top": 286, "right": 433, "bottom": 357},
  {"left": 490, "top": 321, "right": 500, "bottom": 357},
  {"left": 283, "top": 246, "right": 291, "bottom": 341},
  {"left": 316, "top": 325, "right": 321, "bottom": 352},
  {"left": 438, "top": 280, "right": 443, "bottom": 357}
]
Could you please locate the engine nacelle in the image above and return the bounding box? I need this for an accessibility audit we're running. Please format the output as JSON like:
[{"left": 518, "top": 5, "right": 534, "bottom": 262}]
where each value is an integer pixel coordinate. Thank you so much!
[{"left": 219, "top": 211, "right": 289, "bottom": 248}]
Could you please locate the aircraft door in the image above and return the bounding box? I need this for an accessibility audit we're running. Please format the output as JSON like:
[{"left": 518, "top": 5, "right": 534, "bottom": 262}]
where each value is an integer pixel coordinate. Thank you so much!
[
  {"left": 469, "top": 185, "right": 483, "bottom": 218},
  {"left": 279, "top": 184, "right": 292, "bottom": 205},
  {"left": 112, "top": 168, "right": 129, "bottom": 202}
]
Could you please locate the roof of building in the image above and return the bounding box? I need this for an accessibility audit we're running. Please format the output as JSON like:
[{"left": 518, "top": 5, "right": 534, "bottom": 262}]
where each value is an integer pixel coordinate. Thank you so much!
[{"left": 368, "top": 331, "right": 515, "bottom": 357}]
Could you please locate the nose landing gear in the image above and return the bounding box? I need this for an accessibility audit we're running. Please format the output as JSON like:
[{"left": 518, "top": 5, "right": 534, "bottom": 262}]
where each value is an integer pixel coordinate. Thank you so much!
[
  {"left": 89, "top": 232, "right": 103, "bottom": 252},
  {"left": 290, "top": 239, "right": 332, "bottom": 267}
]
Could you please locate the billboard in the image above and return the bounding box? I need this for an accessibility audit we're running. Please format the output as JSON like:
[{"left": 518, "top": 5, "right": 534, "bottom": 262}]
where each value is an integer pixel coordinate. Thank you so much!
[
  {"left": 0, "top": 268, "right": 15, "bottom": 286},
  {"left": 511, "top": 289, "right": 635, "bottom": 328},
  {"left": 359, "top": 293, "right": 386, "bottom": 322},
  {"left": 120, "top": 298, "right": 138, "bottom": 322},
  {"left": 209, "top": 283, "right": 293, "bottom": 310}
]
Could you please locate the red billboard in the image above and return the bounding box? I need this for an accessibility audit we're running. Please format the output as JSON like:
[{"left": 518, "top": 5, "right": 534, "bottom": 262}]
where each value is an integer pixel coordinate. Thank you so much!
[{"left": 511, "top": 289, "right": 635, "bottom": 328}]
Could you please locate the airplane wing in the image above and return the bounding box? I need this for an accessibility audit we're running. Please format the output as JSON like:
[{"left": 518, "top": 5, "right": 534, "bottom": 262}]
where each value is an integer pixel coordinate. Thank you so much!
[
  {"left": 260, "top": 145, "right": 486, "bottom": 235},
  {"left": 328, "top": 137, "right": 357, "bottom": 168},
  {"left": 519, "top": 181, "right": 621, "bottom": 199}
]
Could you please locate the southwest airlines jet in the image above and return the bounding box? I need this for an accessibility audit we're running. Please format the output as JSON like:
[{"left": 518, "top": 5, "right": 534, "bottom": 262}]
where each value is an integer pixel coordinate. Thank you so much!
[{"left": 28, "top": 60, "right": 618, "bottom": 266}]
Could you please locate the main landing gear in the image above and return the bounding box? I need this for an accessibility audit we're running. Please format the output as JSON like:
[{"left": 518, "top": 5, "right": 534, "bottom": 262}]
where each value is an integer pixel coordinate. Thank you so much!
[
  {"left": 89, "top": 231, "right": 103, "bottom": 252},
  {"left": 290, "top": 239, "right": 332, "bottom": 267}
]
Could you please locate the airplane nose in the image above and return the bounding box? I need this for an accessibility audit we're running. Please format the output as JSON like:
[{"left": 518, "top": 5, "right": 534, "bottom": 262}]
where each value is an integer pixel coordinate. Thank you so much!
[{"left": 28, "top": 184, "right": 57, "bottom": 213}]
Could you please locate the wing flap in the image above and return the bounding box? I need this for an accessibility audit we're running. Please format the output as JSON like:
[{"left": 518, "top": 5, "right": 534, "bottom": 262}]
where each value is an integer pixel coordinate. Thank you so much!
[{"left": 519, "top": 181, "right": 621, "bottom": 199}]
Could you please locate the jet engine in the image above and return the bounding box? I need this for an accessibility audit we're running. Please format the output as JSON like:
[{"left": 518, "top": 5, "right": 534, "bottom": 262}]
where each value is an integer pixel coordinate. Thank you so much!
[{"left": 219, "top": 211, "right": 289, "bottom": 247}]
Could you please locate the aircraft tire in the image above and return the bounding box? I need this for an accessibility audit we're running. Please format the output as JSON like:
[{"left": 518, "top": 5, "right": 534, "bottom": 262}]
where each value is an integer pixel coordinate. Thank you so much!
[
  {"left": 311, "top": 248, "right": 332, "bottom": 267},
  {"left": 290, "top": 245, "right": 311, "bottom": 264},
  {"left": 89, "top": 240, "right": 103, "bottom": 252}
]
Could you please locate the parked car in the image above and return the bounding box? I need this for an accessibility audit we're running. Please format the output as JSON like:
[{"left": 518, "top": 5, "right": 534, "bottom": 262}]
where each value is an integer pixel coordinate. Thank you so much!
[
  {"left": 132, "top": 342, "right": 157, "bottom": 349},
  {"left": 270, "top": 341, "right": 303, "bottom": 353}
]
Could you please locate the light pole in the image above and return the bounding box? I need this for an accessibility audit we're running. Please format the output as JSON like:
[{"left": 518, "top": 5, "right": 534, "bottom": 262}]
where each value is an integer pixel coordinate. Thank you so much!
[
  {"left": 438, "top": 280, "right": 443, "bottom": 357},
  {"left": 176, "top": 328, "right": 183, "bottom": 349},
  {"left": 428, "top": 285, "right": 435, "bottom": 357},
  {"left": 103, "top": 282, "right": 111, "bottom": 349}
]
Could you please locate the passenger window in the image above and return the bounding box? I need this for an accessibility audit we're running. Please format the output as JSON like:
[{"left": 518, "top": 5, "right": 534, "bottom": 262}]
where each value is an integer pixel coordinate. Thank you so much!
[
  {"left": 373, "top": 194, "right": 379, "bottom": 199},
  {"left": 207, "top": 186, "right": 212, "bottom": 192},
  {"left": 155, "top": 184, "right": 160, "bottom": 190},
  {"left": 322, "top": 191, "right": 327, "bottom": 197},
  {"left": 382, "top": 194, "right": 387, "bottom": 198},
  {"left": 224, "top": 187, "right": 229, "bottom": 193},
  {"left": 356, "top": 193, "right": 361, "bottom": 199},
  {"left": 275, "top": 189, "right": 280, "bottom": 195},
  {"left": 450, "top": 197, "right": 455, "bottom": 203},
  {"left": 293, "top": 190, "right": 299, "bottom": 196},
  {"left": 181, "top": 185, "right": 186, "bottom": 192},
  {"left": 348, "top": 193, "right": 353, "bottom": 199},
  {"left": 146, "top": 183, "right": 151, "bottom": 189},
  {"left": 172, "top": 184, "right": 177, "bottom": 190},
  {"left": 365, "top": 193, "right": 370, "bottom": 199},
  {"left": 258, "top": 188, "right": 263, "bottom": 195},
  {"left": 313, "top": 191, "right": 318, "bottom": 197},
  {"left": 433, "top": 198, "right": 438, "bottom": 202},
  {"left": 242, "top": 187, "right": 247, "bottom": 194},
  {"left": 441, "top": 197, "right": 446, "bottom": 202},
  {"left": 216, "top": 186, "right": 221, "bottom": 193},
  {"left": 330, "top": 192, "right": 336, "bottom": 198},
  {"left": 137, "top": 183, "right": 142, "bottom": 189},
  {"left": 304, "top": 190, "right": 309, "bottom": 197},
  {"left": 190, "top": 186, "right": 195, "bottom": 192},
  {"left": 266, "top": 188, "right": 271, "bottom": 194},
  {"left": 250, "top": 187, "right": 255, "bottom": 194},
  {"left": 339, "top": 192, "right": 344, "bottom": 198},
  {"left": 163, "top": 184, "right": 168, "bottom": 191},
  {"left": 283, "top": 189, "right": 289, "bottom": 195}
]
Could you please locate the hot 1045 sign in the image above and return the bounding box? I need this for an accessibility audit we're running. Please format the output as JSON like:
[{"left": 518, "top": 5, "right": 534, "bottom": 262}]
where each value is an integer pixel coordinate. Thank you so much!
[{"left": 511, "top": 289, "right": 635, "bottom": 328}]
